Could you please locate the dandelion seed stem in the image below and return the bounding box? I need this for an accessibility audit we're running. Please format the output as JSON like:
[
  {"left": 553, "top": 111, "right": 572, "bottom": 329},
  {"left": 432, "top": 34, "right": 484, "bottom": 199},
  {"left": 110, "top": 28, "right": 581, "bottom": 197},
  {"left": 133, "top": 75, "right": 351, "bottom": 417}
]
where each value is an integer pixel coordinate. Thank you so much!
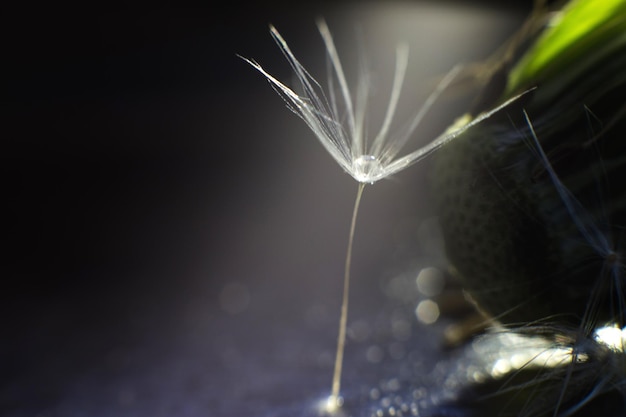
[{"left": 330, "top": 182, "right": 365, "bottom": 408}]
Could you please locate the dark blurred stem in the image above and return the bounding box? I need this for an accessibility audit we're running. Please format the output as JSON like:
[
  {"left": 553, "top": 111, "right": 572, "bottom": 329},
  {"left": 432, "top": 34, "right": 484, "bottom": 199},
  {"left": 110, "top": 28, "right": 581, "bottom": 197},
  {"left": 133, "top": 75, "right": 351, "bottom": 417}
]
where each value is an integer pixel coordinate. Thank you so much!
[{"left": 330, "top": 182, "right": 365, "bottom": 407}]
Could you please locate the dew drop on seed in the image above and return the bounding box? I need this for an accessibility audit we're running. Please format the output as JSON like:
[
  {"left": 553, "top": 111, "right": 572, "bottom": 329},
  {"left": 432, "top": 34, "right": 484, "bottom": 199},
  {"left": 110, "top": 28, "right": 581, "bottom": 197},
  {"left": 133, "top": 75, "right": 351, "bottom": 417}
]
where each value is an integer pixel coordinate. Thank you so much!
[{"left": 354, "top": 155, "right": 383, "bottom": 182}]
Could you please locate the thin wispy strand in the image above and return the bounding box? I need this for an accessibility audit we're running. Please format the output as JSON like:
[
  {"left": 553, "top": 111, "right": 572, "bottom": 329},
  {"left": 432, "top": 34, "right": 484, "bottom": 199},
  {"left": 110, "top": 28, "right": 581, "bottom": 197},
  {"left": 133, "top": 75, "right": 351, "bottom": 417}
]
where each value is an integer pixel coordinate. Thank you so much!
[{"left": 240, "top": 19, "right": 529, "bottom": 184}]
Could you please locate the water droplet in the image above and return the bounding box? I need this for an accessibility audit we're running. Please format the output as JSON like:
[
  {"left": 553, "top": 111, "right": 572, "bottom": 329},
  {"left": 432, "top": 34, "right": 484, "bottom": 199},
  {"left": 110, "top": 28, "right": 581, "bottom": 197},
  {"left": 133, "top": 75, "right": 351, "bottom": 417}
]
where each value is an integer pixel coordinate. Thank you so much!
[{"left": 353, "top": 155, "right": 383, "bottom": 183}]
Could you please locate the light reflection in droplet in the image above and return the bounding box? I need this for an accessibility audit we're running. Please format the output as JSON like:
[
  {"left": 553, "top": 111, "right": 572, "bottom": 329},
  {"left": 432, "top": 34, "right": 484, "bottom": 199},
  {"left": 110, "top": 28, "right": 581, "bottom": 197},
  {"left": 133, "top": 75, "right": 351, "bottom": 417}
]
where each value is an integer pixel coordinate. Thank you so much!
[
  {"left": 415, "top": 299, "right": 440, "bottom": 324},
  {"left": 353, "top": 154, "right": 384, "bottom": 183}
]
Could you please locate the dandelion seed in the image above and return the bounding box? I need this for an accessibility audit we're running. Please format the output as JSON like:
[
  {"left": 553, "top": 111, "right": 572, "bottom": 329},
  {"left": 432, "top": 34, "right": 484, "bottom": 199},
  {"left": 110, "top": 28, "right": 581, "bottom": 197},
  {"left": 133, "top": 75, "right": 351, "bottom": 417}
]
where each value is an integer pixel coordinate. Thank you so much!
[
  {"left": 240, "top": 20, "right": 528, "bottom": 184},
  {"left": 240, "top": 20, "right": 531, "bottom": 410}
]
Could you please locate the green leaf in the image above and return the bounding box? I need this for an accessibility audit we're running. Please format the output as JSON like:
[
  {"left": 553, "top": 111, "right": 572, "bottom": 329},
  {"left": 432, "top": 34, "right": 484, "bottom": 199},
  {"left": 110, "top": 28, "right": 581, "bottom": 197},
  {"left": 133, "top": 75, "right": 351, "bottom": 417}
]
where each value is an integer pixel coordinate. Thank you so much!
[{"left": 506, "top": 0, "right": 626, "bottom": 96}]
